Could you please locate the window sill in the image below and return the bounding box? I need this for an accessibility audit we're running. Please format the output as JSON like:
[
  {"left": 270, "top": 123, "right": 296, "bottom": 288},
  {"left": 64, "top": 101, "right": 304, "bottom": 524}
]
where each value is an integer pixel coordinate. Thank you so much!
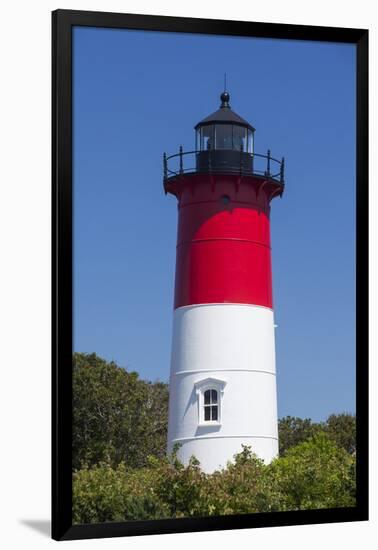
[{"left": 198, "top": 421, "right": 222, "bottom": 428}]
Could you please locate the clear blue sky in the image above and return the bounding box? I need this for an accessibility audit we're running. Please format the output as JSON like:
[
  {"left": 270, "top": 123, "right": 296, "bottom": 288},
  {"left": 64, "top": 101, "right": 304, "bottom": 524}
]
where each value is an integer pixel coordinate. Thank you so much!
[{"left": 73, "top": 26, "right": 356, "bottom": 422}]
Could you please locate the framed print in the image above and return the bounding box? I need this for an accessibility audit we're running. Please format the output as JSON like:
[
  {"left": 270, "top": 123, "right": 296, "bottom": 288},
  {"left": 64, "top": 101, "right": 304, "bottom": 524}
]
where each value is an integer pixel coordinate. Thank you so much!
[{"left": 52, "top": 9, "right": 368, "bottom": 541}]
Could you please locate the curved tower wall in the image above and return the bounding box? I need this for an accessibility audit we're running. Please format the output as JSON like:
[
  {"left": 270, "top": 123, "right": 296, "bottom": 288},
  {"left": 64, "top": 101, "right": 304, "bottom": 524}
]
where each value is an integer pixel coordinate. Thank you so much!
[{"left": 167, "top": 173, "right": 279, "bottom": 473}]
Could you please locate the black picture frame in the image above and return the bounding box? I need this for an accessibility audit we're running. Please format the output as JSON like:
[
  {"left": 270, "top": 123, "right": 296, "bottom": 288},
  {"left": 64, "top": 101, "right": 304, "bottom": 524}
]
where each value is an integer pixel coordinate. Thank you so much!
[{"left": 52, "top": 9, "right": 369, "bottom": 541}]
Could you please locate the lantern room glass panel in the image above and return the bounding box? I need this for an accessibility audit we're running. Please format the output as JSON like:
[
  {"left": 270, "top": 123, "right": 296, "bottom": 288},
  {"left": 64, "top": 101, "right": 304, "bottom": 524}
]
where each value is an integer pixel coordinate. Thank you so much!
[
  {"left": 215, "top": 124, "right": 233, "bottom": 150},
  {"left": 199, "top": 125, "right": 215, "bottom": 150},
  {"left": 247, "top": 129, "right": 254, "bottom": 154},
  {"left": 232, "top": 125, "right": 248, "bottom": 152}
]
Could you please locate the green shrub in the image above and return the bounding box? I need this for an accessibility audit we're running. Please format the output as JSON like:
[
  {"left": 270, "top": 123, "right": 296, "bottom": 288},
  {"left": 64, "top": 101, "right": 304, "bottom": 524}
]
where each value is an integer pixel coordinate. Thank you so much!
[
  {"left": 73, "top": 461, "right": 171, "bottom": 524},
  {"left": 73, "top": 436, "right": 356, "bottom": 524},
  {"left": 267, "top": 433, "right": 356, "bottom": 511}
]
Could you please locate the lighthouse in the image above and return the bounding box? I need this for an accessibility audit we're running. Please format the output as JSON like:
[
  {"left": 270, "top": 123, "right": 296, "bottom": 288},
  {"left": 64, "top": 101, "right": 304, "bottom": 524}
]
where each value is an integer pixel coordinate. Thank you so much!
[{"left": 164, "top": 91, "right": 285, "bottom": 473}]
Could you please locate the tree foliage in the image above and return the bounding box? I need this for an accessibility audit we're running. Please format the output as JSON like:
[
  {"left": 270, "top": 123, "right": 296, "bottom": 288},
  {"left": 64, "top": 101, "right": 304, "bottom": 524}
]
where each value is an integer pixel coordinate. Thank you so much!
[
  {"left": 267, "top": 434, "right": 356, "bottom": 511},
  {"left": 325, "top": 413, "right": 356, "bottom": 454},
  {"left": 278, "top": 413, "right": 356, "bottom": 456},
  {"left": 72, "top": 352, "right": 356, "bottom": 523},
  {"left": 73, "top": 353, "right": 169, "bottom": 471},
  {"left": 278, "top": 416, "right": 321, "bottom": 455},
  {"left": 73, "top": 438, "right": 356, "bottom": 524}
]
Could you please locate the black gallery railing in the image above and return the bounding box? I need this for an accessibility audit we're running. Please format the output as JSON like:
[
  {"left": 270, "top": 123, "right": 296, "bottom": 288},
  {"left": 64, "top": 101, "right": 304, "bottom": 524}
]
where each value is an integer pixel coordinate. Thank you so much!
[{"left": 163, "top": 148, "right": 285, "bottom": 185}]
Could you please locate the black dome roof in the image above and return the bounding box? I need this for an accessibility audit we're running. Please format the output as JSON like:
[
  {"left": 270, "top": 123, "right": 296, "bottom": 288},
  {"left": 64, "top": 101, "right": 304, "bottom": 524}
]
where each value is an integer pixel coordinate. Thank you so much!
[{"left": 194, "top": 92, "right": 255, "bottom": 131}]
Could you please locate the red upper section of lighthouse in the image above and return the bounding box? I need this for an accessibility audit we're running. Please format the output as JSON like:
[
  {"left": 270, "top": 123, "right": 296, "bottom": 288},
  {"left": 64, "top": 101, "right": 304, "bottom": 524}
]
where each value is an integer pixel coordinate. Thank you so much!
[
  {"left": 163, "top": 92, "right": 285, "bottom": 311},
  {"left": 168, "top": 173, "right": 281, "bottom": 310}
]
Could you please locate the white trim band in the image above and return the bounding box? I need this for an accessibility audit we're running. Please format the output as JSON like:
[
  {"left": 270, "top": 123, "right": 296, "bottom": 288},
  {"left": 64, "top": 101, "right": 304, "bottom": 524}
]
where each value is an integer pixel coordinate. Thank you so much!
[
  {"left": 174, "top": 368, "right": 276, "bottom": 376},
  {"left": 172, "top": 435, "right": 279, "bottom": 443},
  {"left": 174, "top": 302, "right": 273, "bottom": 312}
]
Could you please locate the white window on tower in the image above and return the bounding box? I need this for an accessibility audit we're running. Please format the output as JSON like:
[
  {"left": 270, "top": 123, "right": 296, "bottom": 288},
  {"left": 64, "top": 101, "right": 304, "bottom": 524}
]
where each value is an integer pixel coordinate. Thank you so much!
[{"left": 194, "top": 377, "right": 227, "bottom": 426}]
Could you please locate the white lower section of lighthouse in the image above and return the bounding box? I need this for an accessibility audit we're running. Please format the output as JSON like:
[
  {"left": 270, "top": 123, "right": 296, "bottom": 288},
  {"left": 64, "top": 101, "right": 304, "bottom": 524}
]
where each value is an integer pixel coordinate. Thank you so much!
[{"left": 167, "top": 304, "right": 279, "bottom": 473}]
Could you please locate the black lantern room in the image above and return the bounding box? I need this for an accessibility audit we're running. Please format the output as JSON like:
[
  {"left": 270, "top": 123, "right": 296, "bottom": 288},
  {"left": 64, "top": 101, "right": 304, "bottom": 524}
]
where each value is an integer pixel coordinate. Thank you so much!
[
  {"left": 195, "top": 91, "right": 255, "bottom": 174},
  {"left": 163, "top": 91, "right": 285, "bottom": 192}
]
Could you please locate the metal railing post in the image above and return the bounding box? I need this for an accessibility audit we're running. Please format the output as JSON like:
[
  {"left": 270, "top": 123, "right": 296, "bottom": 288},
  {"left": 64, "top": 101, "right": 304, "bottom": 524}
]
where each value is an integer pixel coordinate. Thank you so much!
[
  {"left": 163, "top": 152, "right": 167, "bottom": 181},
  {"left": 280, "top": 156, "right": 285, "bottom": 184},
  {"left": 179, "top": 145, "right": 183, "bottom": 174},
  {"left": 265, "top": 149, "right": 271, "bottom": 177}
]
